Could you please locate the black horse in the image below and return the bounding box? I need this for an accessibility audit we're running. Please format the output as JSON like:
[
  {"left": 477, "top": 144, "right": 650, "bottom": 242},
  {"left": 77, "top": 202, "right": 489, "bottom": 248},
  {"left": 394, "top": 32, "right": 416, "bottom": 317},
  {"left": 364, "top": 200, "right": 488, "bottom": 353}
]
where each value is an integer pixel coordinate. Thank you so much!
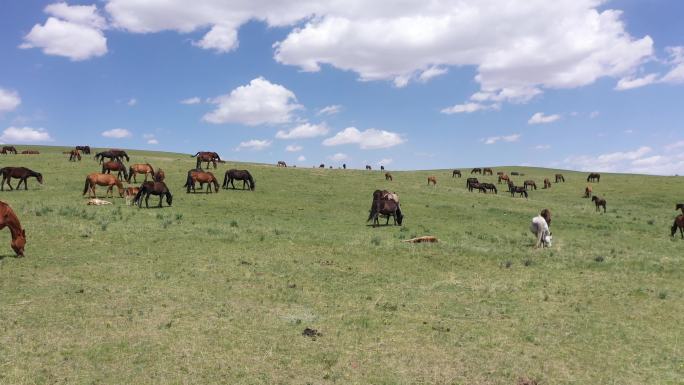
[
  {"left": 0, "top": 167, "right": 43, "bottom": 190},
  {"left": 466, "top": 177, "right": 478, "bottom": 189},
  {"left": 587, "top": 173, "right": 601, "bottom": 183},
  {"left": 367, "top": 198, "right": 403, "bottom": 227},
  {"left": 95, "top": 150, "right": 129, "bottom": 164},
  {"left": 480, "top": 182, "right": 497, "bottom": 194},
  {"left": 509, "top": 184, "right": 528, "bottom": 198},
  {"left": 76, "top": 145, "right": 91, "bottom": 154},
  {"left": 133, "top": 181, "right": 173, "bottom": 208},
  {"left": 676, "top": 203, "right": 684, "bottom": 214},
  {"left": 222, "top": 169, "right": 255, "bottom": 190},
  {"left": 452, "top": 170, "right": 461, "bottom": 178}
]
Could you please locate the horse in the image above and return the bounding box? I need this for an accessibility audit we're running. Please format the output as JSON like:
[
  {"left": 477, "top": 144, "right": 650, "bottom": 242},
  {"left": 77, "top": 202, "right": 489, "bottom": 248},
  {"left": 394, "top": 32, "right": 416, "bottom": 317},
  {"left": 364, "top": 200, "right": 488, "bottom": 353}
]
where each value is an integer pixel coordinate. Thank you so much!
[
  {"left": 587, "top": 173, "right": 601, "bottom": 183},
  {"left": 427, "top": 176, "right": 437, "bottom": 186},
  {"left": 498, "top": 174, "right": 510, "bottom": 184},
  {"left": 372, "top": 189, "right": 399, "bottom": 204},
  {"left": 367, "top": 197, "right": 403, "bottom": 227},
  {"left": 677, "top": 203, "right": 684, "bottom": 214},
  {"left": 0, "top": 167, "right": 43, "bottom": 191},
  {"left": 480, "top": 182, "right": 497, "bottom": 194},
  {"left": 467, "top": 180, "right": 480, "bottom": 192},
  {"left": 127, "top": 163, "right": 155, "bottom": 183},
  {"left": 592, "top": 196, "right": 607, "bottom": 213},
  {"left": 509, "top": 185, "right": 528, "bottom": 198},
  {"left": 153, "top": 169, "right": 165, "bottom": 182},
  {"left": 0, "top": 201, "right": 26, "bottom": 256},
  {"left": 524, "top": 180, "right": 537, "bottom": 190},
  {"left": 191, "top": 151, "right": 220, "bottom": 169},
  {"left": 483, "top": 168, "right": 493, "bottom": 175},
  {"left": 471, "top": 168, "right": 482, "bottom": 174},
  {"left": 133, "top": 181, "right": 173, "bottom": 208},
  {"left": 76, "top": 145, "right": 91, "bottom": 154},
  {"left": 124, "top": 187, "right": 140, "bottom": 205},
  {"left": 68, "top": 149, "right": 81, "bottom": 161},
  {"left": 223, "top": 169, "right": 255, "bottom": 191},
  {"left": 95, "top": 150, "right": 126, "bottom": 164},
  {"left": 319, "top": 164, "right": 325, "bottom": 168},
  {"left": 452, "top": 170, "right": 461, "bottom": 178},
  {"left": 510, "top": 171, "right": 520, "bottom": 176},
  {"left": 555, "top": 174, "right": 565, "bottom": 183},
  {"left": 102, "top": 161, "right": 128, "bottom": 181},
  {"left": 496, "top": 171, "right": 504, "bottom": 176},
  {"left": 672, "top": 214, "right": 684, "bottom": 238},
  {"left": 185, "top": 170, "right": 219, "bottom": 193},
  {"left": 343, "top": 164, "right": 346, "bottom": 169},
  {"left": 466, "top": 177, "right": 479, "bottom": 189},
  {"left": 83, "top": 173, "right": 124, "bottom": 198},
  {"left": 366, "top": 165, "right": 372, "bottom": 170},
  {"left": 1, "top": 146, "right": 17, "bottom": 154},
  {"left": 385, "top": 173, "right": 393, "bottom": 181},
  {"left": 21, "top": 150, "right": 39, "bottom": 154},
  {"left": 277, "top": 160, "right": 287, "bottom": 167},
  {"left": 543, "top": 178, "right": 552, "bottom": 189}
]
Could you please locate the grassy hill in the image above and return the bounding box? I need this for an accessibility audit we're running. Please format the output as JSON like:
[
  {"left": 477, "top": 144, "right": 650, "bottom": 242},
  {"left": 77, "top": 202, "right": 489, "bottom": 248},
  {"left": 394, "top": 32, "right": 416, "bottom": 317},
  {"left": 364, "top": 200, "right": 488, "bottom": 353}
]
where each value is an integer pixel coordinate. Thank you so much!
[{"left": 0, "top": 146, "right": 682, "bottom": 385}]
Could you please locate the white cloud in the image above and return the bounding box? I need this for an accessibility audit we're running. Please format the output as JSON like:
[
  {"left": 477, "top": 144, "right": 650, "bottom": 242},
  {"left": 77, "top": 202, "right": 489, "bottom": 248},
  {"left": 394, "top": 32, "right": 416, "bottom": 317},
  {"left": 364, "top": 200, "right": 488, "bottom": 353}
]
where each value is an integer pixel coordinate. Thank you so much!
[
  {"left": 662, "top": 46, "right": 684, "bottom": 84},
  {"left": 0, "top": 88, "right": 21, "bottom": 113},
  {"left": 276, "top": 122, "right": 329, "bottom": 139},
  {"left": 203, "top": 77, "right": 302, "bottom": 126},
  {"left": 483, "top": 134, "right": 520, "bottom": 145},
  {"left": 441, "top": 102, "right": 500, "bottom": 114},
  {"left": 317, "top": 105, "right": 342, "bottom": 116},
  {"left": 180, "top": 97, "right": 201, "bottom": 105},
  {"left": 589, "top": 110, "right": 600, "bottom": 119},
  {"left": 377, "top": 158, "right": 393, "bottom": 166},
  {"left": 535, "top": 144, "right": 551, "bottom": 150},
  {"left": 236, "top": 139, "right": 271, "bottom": 151},
  {"left": 127, "top": 98, "right": 137, "bottom": 106},
  {"left": 0, "top": 127, "right": 52, "bottom": 143},
  {"left": 418, "top": 66, "right": 448, "bottom": 82},
  {"left": 615, "top": 74, "right": 659, "bottom": 90},
  {"left": 665, "top": 140, "right": 684, "bottom": 151},
  {"left": 563, "top": 146, "right": 652, "bottom": 172},
  {"left": 193, "top": 24, "right": 238, "bottom": 53},
  {"left": 285, "top": 144, "right": 302, "bottom": 152},
  {"left": 20, "top": 3, "right": 107, "bottom": 61},
  {"left": 297, "top": 155, "right": 306, "bottom": 162},
  {"left": 328, "top": 152, "right": 348, "bottom": 161},
  {"left": 143, "top": 133, "right": 158, "bottom": 144},
  {"left": 528, "top": 112, "right": 561, "bottom": 125},
  {"left": 323, "top": 127, "right": 405, "bottom": 149},
  {"left": 101, "top": 128, "right": 132, "bottom": 138}
]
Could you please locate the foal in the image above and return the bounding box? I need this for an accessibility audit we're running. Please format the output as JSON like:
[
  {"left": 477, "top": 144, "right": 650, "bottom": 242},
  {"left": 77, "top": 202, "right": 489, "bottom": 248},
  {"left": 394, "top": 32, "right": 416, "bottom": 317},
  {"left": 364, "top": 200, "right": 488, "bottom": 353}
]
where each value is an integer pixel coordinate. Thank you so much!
[
  {"left": 385, "top": 173, "right": 393, "bottom": 181},
  {"left": 672, "top": 214, "right": 684, "bottom": 238},
  {"left": 427, "top": 176, "right": 437, "bottom": 186},
  {"left": 592, "top": 196, "right": 607, "bottom": 213}
]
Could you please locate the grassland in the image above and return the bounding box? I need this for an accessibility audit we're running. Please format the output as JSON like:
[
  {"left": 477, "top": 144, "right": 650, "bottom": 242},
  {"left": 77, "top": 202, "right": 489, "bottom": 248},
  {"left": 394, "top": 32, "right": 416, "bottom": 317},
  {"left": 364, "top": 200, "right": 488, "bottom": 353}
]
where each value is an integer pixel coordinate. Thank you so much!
[{"left": 0, "top": 146, "right": 682, "bottom": 385}]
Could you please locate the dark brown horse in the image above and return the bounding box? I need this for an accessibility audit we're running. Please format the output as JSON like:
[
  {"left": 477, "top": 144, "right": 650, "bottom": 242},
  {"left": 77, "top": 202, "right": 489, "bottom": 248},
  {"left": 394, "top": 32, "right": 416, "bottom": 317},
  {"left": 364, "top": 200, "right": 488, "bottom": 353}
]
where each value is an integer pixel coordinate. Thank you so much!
[
  {"left": 366, "top": 165, "right": 372, "bottom": 170},
  {"left": 524, "top": 180, "right": 537, "bottom": 190},
  {"left": 127, "top": 163, "right": 155, "bottom": 183},
  {"left": 83, "top": 173, "right": 124, "bottom": 198},
  {"left": 427, "top": 176, "right": 437, "bottom": 186},
  {"left": 319, "top": 164, "right": 325, "bottom": 168},
  {"left": 21, "top": 150, "right": 39, "bottom": 154},
  {"left": 133, "top": 181, "right": 173, "bottom": 208},
  {"left": 191, "top": 151, "right": 221, "bottom": 169},
  {"left": 483, "top": 167, "right": 493, "bottom": 175},
  {"left": 185, "top": 170, "right": 220, "bottom": 193},
  {"left": 555, "top": 174, "right": 565, "bottom": 183},
  {"left": 95, "top": 150, "right": 128, "bottom": 163},
  {"left": 592, "top": 196, "right": 607, "bottom": 213},
  {"left": 0, "top": 201, "right": 26, "bottom": 256},
  {"left": 471, "top": 168, "right": 482, "bottom": 174},
  {"left": 102, "top": 161, "right": 128, "bottom": 181},
  {"left": 223, "top": 169, "right": 255, "bottom": 190},
  {"left": 1, "top": 146, "right": 18, "bottom": 154},
  {"left": 587, "top": 173, "right": 601, "bottom": 182},
  {"left": 68, "top": 149, "right": 81, "bottom": 161},
  {"left": 277, "top": 160, "right": 287, "bottom": 167},
  {"left": 76, "top": 145, "right": 91, "bottom": 154},
  {"left": 509, "top": 184, "right": 528, "bottom": 198},
  {"left": 467, "top": 180, "right": 480, "bottom": 192},
  {"left": 367, "top": 195, "right": 403, "bottom": 227},
  {"left": 153, "top": 169, "right": 165, "bottom": 182},
  {"left": 543, "top": 178, "right": 552, "bottom": 189},
  {"left": 480, "top": 182, "right": 497, "bottom": 194},
  {"left": 466, "top": 177, "right": 478, "bottom": 188},
  {"left": 0, "top": 167, "right": 43, "bottom": 190},
  {"left": 672, "top": 214, "right": 684, "bottom": 238},
  {"left": 585, "top": 185, "right": 593, "bottom": 198},
  {"left": 385, "top": 173, "right": 393, "bottom": 181},
  {"left": 452, "top": 170, "right": 461, "bottom": 178}
]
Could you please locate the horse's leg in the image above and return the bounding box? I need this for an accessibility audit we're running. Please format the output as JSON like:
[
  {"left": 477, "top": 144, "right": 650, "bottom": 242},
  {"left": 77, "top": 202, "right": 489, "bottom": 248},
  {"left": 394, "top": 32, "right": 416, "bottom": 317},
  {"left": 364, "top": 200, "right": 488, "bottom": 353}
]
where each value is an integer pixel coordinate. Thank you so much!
[
  {"left": 159, "top": 195, "right": 163, "bottom": 207},
  {"left": 145, "top": 193, "right": 150, "bottom": 208},
  {"left": 23, "top": 177, "right": 29, "bottom": 190}
]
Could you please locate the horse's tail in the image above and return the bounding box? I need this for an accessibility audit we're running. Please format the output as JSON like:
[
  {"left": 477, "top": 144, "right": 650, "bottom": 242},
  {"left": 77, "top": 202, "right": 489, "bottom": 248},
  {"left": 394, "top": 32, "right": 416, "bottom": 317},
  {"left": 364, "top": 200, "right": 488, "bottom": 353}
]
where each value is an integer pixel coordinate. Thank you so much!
[
  {"left": 191, "top": 152, "right": 199, "bottom": 157},
  {"left": 82, "top": 177, "right": 90, "bottom": 195}
]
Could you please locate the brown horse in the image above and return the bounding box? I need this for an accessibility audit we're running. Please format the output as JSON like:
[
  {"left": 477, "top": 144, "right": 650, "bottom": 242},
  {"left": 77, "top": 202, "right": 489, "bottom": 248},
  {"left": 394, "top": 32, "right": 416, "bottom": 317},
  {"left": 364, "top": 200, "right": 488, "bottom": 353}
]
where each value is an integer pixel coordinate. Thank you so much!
[
  {"left": 133, "top": 181, "right": 173, "bottom": 208},
  {"left": 185, "top": 170, "right": 220, "bottom": 193},
  {"left": 592, "top": 196, "right": 607, "bottom": 213},
  {"left": 95, "top": 150, "right": 128, "bottom": 164},
  {"left": 191, "top": 151, "right": 220, "bottom": 169},
  {"left": 367, "top": 192, "right": 403, "bottom": 227},
  {"left": 67, "top": 149, "right": 81, "bottom": 161},
  {"left": 128, "top": 163, "right": 155, "bottom": 183},
  {"left": 21, "top": 150, "right": 39, "bottom": 154},
  {"left": 102, "top": 161, "right": 128, "bottom": 181},
  {"left": 452, "top": 170, "right": 461, "bottom": 178},
  {"left": 427, "top": 176, "right": 437, "bottom": 186},
  {"left": 584, "top": 185, "right": 593, "bottom": 198},
  {"left": 153, "top": 169, "right": 165, "bottom": 182},
  {"left": 483, "top": 168, "right": 493, "bottom": 175},
  {"left": 496, "top": 171, "right": 504, "bottom": 176},
  {"left": 83, "top": 173, "right": 124, "bottom": 198},
  {"left": 385, "top": 172, "right": 393, "bottom": 181},
  {"left": 587, "top": 173, "right": 600, "bottom": 182},
  {"left": 524, "top": 180, "right": 537, "bottom": 190},
  {"left": 498, "top": 174, "right": 510, "bottom": 184},
  {"left": 543, "top": 178, "right": 552, "bottom": 189},
  {"left": 222, "top": 169, "right": 255, "bottom": 191},
  {"left": 0, "top": 201, "right": 26, "bottom": 256},
  {"left": 555, "top": 174, "right": 565, "bottom": 183},
  {"left": 672, "top": 214, "right": 684, "bottom": 238},
  {"left": 471, "top": 168, "right": 482, "bottom": 174},
  {"left": 0, "top": 167, "right": 43, "bottom": 190},
  {"left": 1, "top": 146, "right": 18, "bottom": 154},
  {"left": 76, "top": 145, "right": 91, "bottom": 154},
  {"left": 277, "top": 160, "right": 287, "bottom": 167}
]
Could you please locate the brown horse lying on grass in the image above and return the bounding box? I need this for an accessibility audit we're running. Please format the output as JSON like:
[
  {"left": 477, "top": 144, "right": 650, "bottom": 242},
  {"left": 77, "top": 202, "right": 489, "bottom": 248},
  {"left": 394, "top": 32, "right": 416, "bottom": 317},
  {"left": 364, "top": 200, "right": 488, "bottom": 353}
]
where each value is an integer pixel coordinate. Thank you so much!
[
  {"left": 21, "top": 150, "right": 39, "bottom": 154},
  {"left": 0, "top": 167, "right": 43, "bottom": 190},
  {"left": 592, "top": 196, "right": 607, "bottom": 213},
  {"left": 0, "top": 201, "right": 26, "bottom": 256},
  {"left": 83, "top": 173, "right": 124, "bottom": 198},
  {"left": 185, "top": 170, "right": 220, "bottom": 193},
  {"left": 133, "top": 181, "right": 173, "bottom": 208},
  {"left": 672, "top": 215, "right": 684, "bottom": 238}
]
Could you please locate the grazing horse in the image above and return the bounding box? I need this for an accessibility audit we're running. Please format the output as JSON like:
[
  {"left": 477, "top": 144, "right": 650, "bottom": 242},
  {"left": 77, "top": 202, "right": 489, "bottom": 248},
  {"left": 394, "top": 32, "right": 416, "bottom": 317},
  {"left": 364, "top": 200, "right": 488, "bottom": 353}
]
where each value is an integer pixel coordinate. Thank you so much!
[
  {"left": 498, "top": 174, "right": 510, "bottom": 184},
  {"left": 319, "top": 164, "right": 325, "bottom": 168},
  {"left": 467, "top": 180, "right": 480, "bottom": 192},
  {"left": 373, "top": 189, "right": 400, "bottom": 204},
  {"left": 68, "top": 149, "right": 81, "bottom": 161},
  {"left": 95, "top": 150, "right": 126, "bottom": 164},
  {"left": 483, "top": 167, "right": 493, "bottom": 175},
  {"left": 76, "top": 145, "right": 91, "bottom": 154},
  {"left": 133, "top": 181, "right": 173, "bottom": 208},
  {"left": 543, "top": 178, "right": 552, "bottom": 189},
  {"left": 153, "top": 169, "right": 165, "bottom": 182},
  {"left": 584, "top": 186, "right": 593, "bottom": 198},
  {"left": 21, "top": 150, "right": 39, "bottom": 154},
  {"left": 223, "top": 169, "right": 255, "bottom": 191},
  {"left": 427, "top": 176, "right": 437, "bottom": 186},
  {"left": 1, "top": 146, "right": 18, "bottom": 154},
  {"left": 466, "top": 177, "right": 479, "bottom": 188},
  {"left": 587, "top": 173, "right": 601, "bottom": 183},
  {"left": 127, "top": 163, "right": 155, "bottom": 183},
  {"left": 0, "top": 167, "right": 43, "bottom": 191},
  {"left": 191, "top": 151, "right": 221, "bottom": 169},
  {"left": 83, "top": 173, "right": 123, "bottom": 198},
  {"left": 343, "top": 164, "right": 346, "bottom": 169},
  {"left": 555, "top": 174, "right": 565, "bottom": 183},
  {"left": 380, "top": 165, "right": 385, "bottom": 171},
  {"left": 471, "top": 168, "right": 482, "bottom": 174},
  {"left": 366, "top": 165, "right": 372, "bottom": 170},
  {"left": 592, "top": 196, "right": 607, "bottom": 213},
  {"left": 452, "top": 170, "right": 461, "bottom": 178},
  {"left": 496, "top": 171, "right": 504, "bottom": 176},
  {"left": 671, "top": 214, "right": 684, "bottom": 238},
  {"left": 480, "top": 182, "right": 497, "bottom": 194},
  {"left": 509, "top": 184, "right": 528, "bottom": 199},
  {"left": 524, "top": 180, "right": 537, "bottom": 190},
  {"left": 677, "top": 203, "right": 684, "bottom": 214},
  {"left": 102, "top": 161, "right": 128, "bottom": 181},
  {"left": 368, "top": 194, "right": 403, "bottom": 227},
  {"left": 511, "top": 171, "right": 520, "bottom": 176},
  {"left": 277, "top": 160, "right": 287, "bottom": 167},
  {"left": 185, "top": 170, "right": 219, "bottom": 193},
  {"left": 385, "top": 173, "right": 393, "bottom": 181},
  {"left": 0, "top": 201, "right": 26, "bottom": 256}
]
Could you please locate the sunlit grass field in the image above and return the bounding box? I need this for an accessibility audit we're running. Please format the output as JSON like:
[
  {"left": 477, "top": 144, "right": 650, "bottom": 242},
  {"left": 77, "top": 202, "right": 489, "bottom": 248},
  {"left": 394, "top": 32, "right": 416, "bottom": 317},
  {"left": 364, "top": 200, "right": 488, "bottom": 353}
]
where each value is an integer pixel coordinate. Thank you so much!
[{"left": 0, "top": 145, "right": 682, "bottom": 385}]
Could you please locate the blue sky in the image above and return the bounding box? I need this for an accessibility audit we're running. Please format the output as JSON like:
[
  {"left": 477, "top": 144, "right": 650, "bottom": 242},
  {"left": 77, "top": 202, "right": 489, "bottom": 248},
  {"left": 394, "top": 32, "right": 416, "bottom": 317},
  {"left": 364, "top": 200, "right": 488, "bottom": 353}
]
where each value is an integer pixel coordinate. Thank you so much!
[{"left": 1, "top": 0, "right": 683, "bottom": 173}]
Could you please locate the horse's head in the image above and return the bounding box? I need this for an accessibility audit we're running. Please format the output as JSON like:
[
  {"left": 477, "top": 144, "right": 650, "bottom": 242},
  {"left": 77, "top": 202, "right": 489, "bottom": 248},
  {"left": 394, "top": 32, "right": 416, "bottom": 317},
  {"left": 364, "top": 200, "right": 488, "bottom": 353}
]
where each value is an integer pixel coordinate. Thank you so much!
[
  {"left": 250, "top": 179, "right": 255, "bottom": 191},
  {"left": 11, "top": 229, "right": 26, "bottom": 257},
  {"left": 591, "top": 196, "right": 597, "bottom": 202},
  {"left": 166, "top": 193, "right": 173, "bottom": 206},
  {"left": 396, "top": 210, "right": 404, "bottom": 226},
  {"left": 36, "top": 173, "right": 43, "bottom": 184}
]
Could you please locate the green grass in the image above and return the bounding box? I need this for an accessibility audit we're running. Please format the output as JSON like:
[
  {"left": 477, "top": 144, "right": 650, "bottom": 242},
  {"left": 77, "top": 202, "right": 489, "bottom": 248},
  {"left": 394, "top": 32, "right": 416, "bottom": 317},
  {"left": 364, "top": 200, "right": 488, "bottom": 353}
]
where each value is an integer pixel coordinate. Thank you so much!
[{"left": 0, "top": 145, "right": 682, "bottom": 384}]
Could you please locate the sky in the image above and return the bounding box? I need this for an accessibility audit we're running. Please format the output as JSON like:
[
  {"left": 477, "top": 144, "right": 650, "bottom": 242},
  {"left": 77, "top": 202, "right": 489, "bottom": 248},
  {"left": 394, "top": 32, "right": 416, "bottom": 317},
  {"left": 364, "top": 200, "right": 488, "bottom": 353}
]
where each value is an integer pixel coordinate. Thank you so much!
[{"left": 1, "top": 0, "right": 684, "bottom": 174}]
